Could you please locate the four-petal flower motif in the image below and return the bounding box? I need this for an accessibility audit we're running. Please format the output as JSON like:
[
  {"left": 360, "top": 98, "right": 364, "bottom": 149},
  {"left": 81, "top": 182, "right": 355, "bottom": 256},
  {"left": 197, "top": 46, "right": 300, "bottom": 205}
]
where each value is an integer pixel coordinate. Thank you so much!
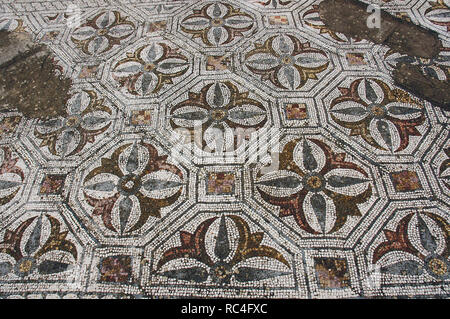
[
  {"left": 0, "top": 214, "right": 78, "bottom": 278},
  {"left": 34, "top": 90, "right": 113, "bottom": 157},
  {"left": 112, "top": 42, "right": 189, "bottom": 96},
  {"left": 169, "top": 81, "right": 268, "bottom": 152},
  {"left": 256, "top": 138, "right": 372, "bottom": 234},
  {"left": 180, "top": 2, "right": 254, "bottom": 47},
  {"left": 71, "top": 11, "right": 135, "bottom": 55},
  {"left": 330, "top": 78, "right": 426, "bottom": 152},
  {"left": 245, "top": 34, "right": 330, "bottom": 90},
  {"left": 157, "top": 215, "right": 290, "bottom": 285},
  {"left": 83, "top": 141, "right": 184, "bottom": 234},
  {"left": 373, "top": 211, "right": 450, "bottom": 281}
]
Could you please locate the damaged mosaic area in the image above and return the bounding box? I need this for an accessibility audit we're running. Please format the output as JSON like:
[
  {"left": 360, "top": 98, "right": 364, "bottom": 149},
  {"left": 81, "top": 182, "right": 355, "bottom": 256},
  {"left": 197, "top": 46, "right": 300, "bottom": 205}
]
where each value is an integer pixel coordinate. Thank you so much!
[{"left": 0, "top": 0, "right": 449, "bottom": 299}]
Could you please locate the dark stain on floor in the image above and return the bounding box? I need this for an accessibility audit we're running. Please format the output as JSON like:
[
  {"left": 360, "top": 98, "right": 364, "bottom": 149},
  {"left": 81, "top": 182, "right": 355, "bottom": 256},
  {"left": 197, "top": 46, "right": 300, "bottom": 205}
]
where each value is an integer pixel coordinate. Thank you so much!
[{"left": 0, "top": 30, "right": 72, "bottom": 119}]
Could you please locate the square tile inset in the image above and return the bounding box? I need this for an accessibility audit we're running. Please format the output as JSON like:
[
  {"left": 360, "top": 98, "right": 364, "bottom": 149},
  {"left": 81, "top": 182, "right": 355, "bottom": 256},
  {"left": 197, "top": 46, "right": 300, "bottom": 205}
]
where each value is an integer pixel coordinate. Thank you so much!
[{"left": 314, "top": 257, "right": 351, "bottom": 289}]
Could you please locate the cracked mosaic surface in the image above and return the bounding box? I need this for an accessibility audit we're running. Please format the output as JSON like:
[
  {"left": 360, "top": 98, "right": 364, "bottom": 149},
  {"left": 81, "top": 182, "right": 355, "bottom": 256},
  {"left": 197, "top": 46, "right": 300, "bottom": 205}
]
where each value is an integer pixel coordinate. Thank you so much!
[{"left": 0, "top": 0, "right": 449, "bottom": 299}]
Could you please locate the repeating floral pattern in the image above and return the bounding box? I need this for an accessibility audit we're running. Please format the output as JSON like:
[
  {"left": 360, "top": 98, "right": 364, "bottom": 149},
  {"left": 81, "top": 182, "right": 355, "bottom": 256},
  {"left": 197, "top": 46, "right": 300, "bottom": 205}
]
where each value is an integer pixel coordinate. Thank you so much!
[
  {"left": 180, "top": 2, "right": 254, "bottom": 47},
  {"left": 169, "top": 81, "right": 267, "bottom": 152},
  {"left": 256, "top": 138, "right": 372, "bottom": 234},
  {"left": 71, "top": 11, "right": 135, "bottom": 55},
  {"left": 82, "top": 141, "right": 184, "bottom": 234},
  {"left": 34, "top": 90, "right": 113, "bottom": 157},
  {"left": 330, "top": 78, "right": 426, "bottom": 152},
  {"left": 157, "top": 215, "right": 290, "bottom": 284},
  {"left": 245, "top": 34, "right": 329, "bottom": 90},
  {"left": 112, "top": 42, "right": 189, "bottom": 96}
]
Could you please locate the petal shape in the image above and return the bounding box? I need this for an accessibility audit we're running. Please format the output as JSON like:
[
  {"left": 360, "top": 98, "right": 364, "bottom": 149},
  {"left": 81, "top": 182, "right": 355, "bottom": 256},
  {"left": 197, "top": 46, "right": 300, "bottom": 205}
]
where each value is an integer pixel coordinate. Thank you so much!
[
  {"left": 126, "top": 143, "right": 139, "bottom": 174},
  {"left": 386, "top": 102, "right": 423, "bottom": 121},
  {"left": 182, "top": 16, "right": 210, "bottom": 30},
  {"left": 140, "top": 170, "right": 183, "bottom": 199},
  {"left": 309, "top": 193, "right": 327, "bottom": 233},
  {"left": 55, "top": 129, "right": 81, "bottom": 156},
  {"left": 206, "top": 2, "right": 227, "bottom": 18},
  {"left": 171, "top": 106, "right": 209, "bottom": 128},
  {"left": 142, "top": 43, "right": 164, "bottom": 64},
  {"left": 227, "top": 105, "right": 266, "bottom": 127},
  {"left": 277, "top": 66, "right": 300, "bottom": 90},
  {"left": 81, "top": 113, "right": 110, "bottom": 131},
  {"left": 224, "top": 16, "right": 253, "bottom": 29},
  {"left": 207, "top": 27, "right": 227, "bottom": 45},
  {"left": 358, "top": 80, "right": 384, "bottom": 105},
  {"left": 417, "top": 214, "right": 438, "bottom": 254},
  {"left": 294, "top": 52, "right": 329, "bottom": 69},
  {"left": 118, "top": 196, "right": 133, "bottom": 233},
  {"left": 272, "top": 35, "right": 294, "bottom": 56},
  {"left": 331, "top": 101, "right": 369, "bottom": 123},
  {"left": 113, "top": 61, "right": 142, "bottom": 76},
  {"left": 95, "top": 11, "right": 115, "bottom": 29}
]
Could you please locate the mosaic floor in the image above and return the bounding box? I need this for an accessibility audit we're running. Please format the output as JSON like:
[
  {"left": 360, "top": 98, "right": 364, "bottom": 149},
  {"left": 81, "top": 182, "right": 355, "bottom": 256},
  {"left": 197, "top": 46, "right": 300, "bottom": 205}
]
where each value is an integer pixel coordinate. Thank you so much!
[{"left": 0, "top": 0, "right": 449, "bottom": 299}]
